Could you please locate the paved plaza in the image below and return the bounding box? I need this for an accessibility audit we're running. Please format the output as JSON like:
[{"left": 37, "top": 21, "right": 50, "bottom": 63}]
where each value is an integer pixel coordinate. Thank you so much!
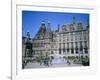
[
  {"left": 24, "top": 58, "right": 82, "bottom": 69},
  {"left": 24, "top": 62, "right": 82, "bottom": 69}
]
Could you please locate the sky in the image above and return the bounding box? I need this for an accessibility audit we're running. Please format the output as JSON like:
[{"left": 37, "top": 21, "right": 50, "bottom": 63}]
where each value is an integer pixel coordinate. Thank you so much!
[{"left": 22, "top": 11, "right": 89, "bottom": 38}]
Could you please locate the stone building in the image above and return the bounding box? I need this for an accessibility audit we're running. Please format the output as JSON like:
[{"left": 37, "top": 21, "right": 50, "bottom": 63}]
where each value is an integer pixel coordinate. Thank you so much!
[{"left": 22, "top": 17, "right": 89, "bottom": 64}]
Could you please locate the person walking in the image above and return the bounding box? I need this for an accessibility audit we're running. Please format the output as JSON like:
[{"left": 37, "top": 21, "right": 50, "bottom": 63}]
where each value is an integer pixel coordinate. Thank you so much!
[
  {"left": 50, "top": 57, "right": 52, "bottom": 66},
  {"left": 40, "top": 59, "right": 42, "bottom": 65}
]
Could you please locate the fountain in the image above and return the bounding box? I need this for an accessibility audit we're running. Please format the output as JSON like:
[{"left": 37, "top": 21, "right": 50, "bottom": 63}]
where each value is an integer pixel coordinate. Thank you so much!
[{"left": 52, "top": 54, "right": 66, "bottom": 64}]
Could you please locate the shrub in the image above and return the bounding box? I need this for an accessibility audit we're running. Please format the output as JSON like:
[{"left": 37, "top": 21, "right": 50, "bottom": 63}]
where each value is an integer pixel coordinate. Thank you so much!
[{"left": 81, "top": 57, "right": 89, "bottom": 66}]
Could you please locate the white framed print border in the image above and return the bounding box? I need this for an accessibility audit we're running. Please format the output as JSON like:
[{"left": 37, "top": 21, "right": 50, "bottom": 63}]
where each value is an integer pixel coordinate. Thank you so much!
[{"left": 11, "top": 3, "right": 97, "bottom": 80}]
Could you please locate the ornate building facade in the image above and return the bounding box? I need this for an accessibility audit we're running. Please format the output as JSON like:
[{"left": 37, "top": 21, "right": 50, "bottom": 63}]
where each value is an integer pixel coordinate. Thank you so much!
[{"left": 22, "top": 17, "right": 89, "bottom": 66}]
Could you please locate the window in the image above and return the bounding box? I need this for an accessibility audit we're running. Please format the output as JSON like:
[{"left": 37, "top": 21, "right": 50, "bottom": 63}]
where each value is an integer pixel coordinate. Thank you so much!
[
  {"left": 67, "top": 43, "right": 69, "bottom": 48},
  {"left": 67, "top": 48, "right": 69, "bottom": 52},
  {"left": 71, "top": 42, "right": 73, "bottom": 48},
  {"left": 71, "top": 36, "right": 73, "bottom": 41},
  {"left": 51, "top": 51, "right": 53, "bottom": 54},
  {"left": 75, "top": 36, "right": 77, "bottom": 40},
  {"left": 80, "top": 42, "right": 83, "bottom": 54},
  {"left": 84, "top": 35, "right": 86, "bottom": 40},
  {"left": 84, "top": 48, "right": 88, "bottom": 53},
  {"left": 71, "top": 48, "right": 74, "bottom": 54},
  {"left": 75, "top": 42, "right": 78, "bottom": 54},
  {"left": 80, "top": 35, "right": 82, "bottom": 40},
  {"left": 63, "top": 43, "right": 65, "bottom": 52},
  {"left": 67, "top": 38, "right": 69, "bottom": 41},
  {"left": 76, "top": 48, "right": 78, "bottom": 54},
  {"left": 59, "top": 48, "right": 61, "bottom": 54}
]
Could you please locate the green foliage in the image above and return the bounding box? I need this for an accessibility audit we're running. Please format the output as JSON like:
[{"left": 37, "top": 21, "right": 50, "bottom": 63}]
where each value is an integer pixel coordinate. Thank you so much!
[
  {"left": 67, "top": 56, "right": 76, "bottom": 60},
  {"left": 80, "top": 56, "right": 89, "bottom": 66}
]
